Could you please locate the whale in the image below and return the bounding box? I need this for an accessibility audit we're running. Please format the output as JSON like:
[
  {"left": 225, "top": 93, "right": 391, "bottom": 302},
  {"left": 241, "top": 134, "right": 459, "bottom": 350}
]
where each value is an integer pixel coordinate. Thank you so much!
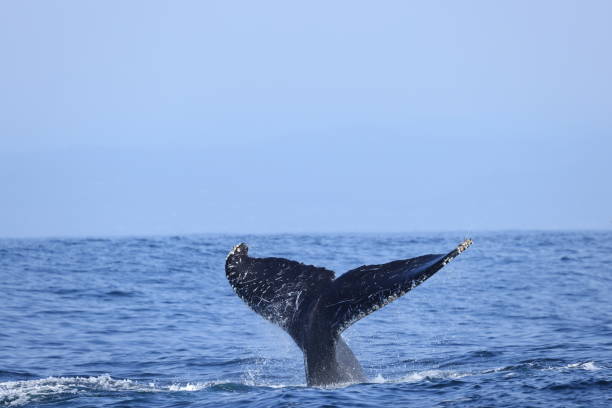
[{"left": 225, "top": 239, "right": 472, "bottom": 386}]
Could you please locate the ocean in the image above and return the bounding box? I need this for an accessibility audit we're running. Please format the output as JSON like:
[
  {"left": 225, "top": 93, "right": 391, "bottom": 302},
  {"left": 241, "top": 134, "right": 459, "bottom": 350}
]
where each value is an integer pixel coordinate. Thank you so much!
[{"left": 1, "top": 232, "right": 611, "bottom": 407}]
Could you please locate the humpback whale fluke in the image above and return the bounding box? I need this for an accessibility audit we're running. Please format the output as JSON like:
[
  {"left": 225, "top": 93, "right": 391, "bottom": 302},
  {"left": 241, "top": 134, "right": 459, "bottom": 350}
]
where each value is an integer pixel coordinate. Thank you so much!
[{"left": 225, "top": 239, "right": 473, "bottom": 386}]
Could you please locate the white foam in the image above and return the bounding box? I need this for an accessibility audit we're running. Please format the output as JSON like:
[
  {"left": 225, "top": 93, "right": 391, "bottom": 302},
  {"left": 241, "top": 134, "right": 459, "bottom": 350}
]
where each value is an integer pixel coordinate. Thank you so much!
[
  {"left": 564, "top": 361, "right": 600, "bottom": 371},
  {"left": 0, "top": 375, "right": 219, "bottom": 407},
  {"left": 372, "top": 360, "right": 601, "bottom": 385},
  {"left": 167, "top": 382, "right": 210, "bottom": 392},
  {"left": 365, "top": 370, "right": 468, "bottom": 386},
  {"left": 398, "top": 369, "right": 467, "bottom": 383},
  {"left": 0, "top": 375, "right": 142, "bottom": 406},
  {"left": 539, "top": 361, "right": 602, "bottom": 372}
]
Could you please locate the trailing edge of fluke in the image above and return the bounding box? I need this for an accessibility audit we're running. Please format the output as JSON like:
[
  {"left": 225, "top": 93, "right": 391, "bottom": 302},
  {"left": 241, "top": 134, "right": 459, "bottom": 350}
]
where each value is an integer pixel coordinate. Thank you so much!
[{"left": 225, "top": 239, "right": 473, "bottom": 386}]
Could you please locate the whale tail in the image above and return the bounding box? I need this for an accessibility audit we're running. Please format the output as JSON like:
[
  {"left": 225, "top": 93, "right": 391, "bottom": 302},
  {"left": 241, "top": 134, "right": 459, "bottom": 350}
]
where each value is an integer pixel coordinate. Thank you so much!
[{"left": 225, "top": 239, "right": 472, "bottom": 385}]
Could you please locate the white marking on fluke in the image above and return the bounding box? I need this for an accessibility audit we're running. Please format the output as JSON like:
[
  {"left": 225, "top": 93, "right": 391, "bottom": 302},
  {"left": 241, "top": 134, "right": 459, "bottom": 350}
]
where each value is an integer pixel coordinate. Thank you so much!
[
  {"left": 457, "top": 238, "right": 473, "bottom": 253},
  {"left": 227, "top": 243, "right": 248, "bottom": 260},
  {"left": 442, "top": 238, "right": 473, "bottom": 266}
]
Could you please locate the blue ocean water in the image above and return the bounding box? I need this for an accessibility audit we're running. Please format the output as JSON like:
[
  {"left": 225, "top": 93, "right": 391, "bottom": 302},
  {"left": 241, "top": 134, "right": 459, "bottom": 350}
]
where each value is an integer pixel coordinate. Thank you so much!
[{"left": 1, "top": 232, "right": 611, "bottom": 407}]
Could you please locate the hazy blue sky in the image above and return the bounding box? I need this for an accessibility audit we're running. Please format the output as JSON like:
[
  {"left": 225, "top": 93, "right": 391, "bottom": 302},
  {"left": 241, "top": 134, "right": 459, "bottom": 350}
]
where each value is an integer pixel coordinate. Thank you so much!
[{"left": 1, "top": 1, "right": 611, "bottom": 237}]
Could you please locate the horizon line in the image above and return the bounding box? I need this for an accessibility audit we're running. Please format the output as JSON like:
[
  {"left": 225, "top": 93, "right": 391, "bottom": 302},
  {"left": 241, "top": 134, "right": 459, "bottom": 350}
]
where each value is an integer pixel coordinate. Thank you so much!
[{"left": 1, "top": 228, "right": 611, "bottom": 241}]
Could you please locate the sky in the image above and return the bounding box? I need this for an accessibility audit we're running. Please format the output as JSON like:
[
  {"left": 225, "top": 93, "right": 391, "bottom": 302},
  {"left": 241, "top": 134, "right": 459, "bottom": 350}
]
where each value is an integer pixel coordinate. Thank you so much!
[{"left": 1, "top": 0, "right": 611, "bottom": 238}]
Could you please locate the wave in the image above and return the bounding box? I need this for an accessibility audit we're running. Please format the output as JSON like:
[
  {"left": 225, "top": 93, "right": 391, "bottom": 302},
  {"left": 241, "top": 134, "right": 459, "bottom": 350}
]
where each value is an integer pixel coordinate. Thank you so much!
[
  {"left": 370, "top": 360, "right": 604, "bottom": 386},
  {"left": 0, "top": 375, "right": 230, "bottom": 407},
  {"left": 531, "top": 360, "right": 601, "bottom": 374},
  {"left": 555, "top": 361, "right": 601, "bottom": 371},
  {"left": 399, "top": 369, "right": 467, "bottom": 383},
  {"left": 0, "top": 361, "right": 604, "bottom": 406},
  {"left": 0, "top": 374, "right": 299, "bottom": 406}
]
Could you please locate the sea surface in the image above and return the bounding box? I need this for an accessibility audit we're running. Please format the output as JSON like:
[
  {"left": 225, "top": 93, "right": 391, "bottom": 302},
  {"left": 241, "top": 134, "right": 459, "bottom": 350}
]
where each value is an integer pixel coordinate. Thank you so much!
[{"left": 1, "top": 232, "right": 611, "bottom": 407}]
